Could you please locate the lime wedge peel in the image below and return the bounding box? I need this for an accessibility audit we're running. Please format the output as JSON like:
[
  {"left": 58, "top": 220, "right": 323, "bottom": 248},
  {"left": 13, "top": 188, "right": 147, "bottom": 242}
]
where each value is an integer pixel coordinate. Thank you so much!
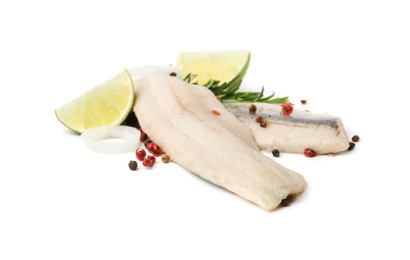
[{"left": 55, "top": 69, "right": 135, "bottom": 134}]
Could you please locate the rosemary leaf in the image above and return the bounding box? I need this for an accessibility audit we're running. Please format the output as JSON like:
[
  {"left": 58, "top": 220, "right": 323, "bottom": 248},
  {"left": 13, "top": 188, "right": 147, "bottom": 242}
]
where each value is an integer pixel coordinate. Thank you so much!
[
  {"left": 256, "top": 86, "right": 265, "bottom": 101},
  {"left": 259, "top": 92, "right": 275, "bottom": 101},
  {"left": 266, "top": 97, "right": 289, "bottom": 104}
]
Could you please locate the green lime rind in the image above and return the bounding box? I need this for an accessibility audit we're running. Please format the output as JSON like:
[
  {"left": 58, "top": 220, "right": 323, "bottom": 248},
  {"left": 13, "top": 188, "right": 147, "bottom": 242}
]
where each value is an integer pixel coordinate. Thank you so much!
[
  {"left": 55, "top": 109, "right": 82, "bottom": 134},
  {"left": 225, "top": 51, "right": 250, "bottom": 91}
]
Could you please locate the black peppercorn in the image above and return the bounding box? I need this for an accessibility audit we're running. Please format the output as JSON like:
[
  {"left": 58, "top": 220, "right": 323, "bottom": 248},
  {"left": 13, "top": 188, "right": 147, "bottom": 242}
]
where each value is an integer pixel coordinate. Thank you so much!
[
  {"left": 255, "top": 115, "right": 264, "bottom": 124},
  {"left": 352, "top": 135, "right": 360, "bottom": 142},
  {"left": 260, "top": 120, "right": 268, "bottom": 128},
  {"left": 272, "top": 149, "right": 280, "bottom": 157},
  {"left": 248, "top": 104, "right": 257, "bottom": 113},
  {"left": 347, "top": 142, "right": 355, "bottom": 151},
  {"left": 128, "top": 160, "right": 138, "bottom": 171}
]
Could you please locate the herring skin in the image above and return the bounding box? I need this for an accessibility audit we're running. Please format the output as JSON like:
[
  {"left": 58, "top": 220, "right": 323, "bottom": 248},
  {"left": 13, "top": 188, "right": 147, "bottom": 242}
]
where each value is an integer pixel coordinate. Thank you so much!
[
  {"left": 224, "top": 102, "right": 350, "bottom": 154},
  {"left": 133, "top": 75, "right": 307, "bottom": 211}
]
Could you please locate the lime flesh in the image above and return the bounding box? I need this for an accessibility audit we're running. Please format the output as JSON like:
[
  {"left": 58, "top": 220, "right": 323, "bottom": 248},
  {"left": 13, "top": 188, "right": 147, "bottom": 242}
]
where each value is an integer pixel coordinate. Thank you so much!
[
  {"left": 177, "top": 50, "right": 251, "bottom": 87},
  {"left": 55, "top": 69, "right": 134, "bottom": 134}
]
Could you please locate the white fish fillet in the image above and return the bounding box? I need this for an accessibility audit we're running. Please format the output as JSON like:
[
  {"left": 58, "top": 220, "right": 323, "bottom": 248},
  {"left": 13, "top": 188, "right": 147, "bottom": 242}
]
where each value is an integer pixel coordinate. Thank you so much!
[
  {"left": 225, "top": 102, "right": 349, "bottom": 154},
  {"left": 133, "top": 75, "right": 307, "bottom": 211}
]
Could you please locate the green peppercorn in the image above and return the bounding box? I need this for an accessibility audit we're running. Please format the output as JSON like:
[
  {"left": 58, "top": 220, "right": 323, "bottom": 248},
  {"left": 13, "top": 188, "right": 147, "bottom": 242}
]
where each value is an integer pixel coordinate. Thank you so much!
[{"left": 161, "top": 154, "right": 170, "bottom": 163}]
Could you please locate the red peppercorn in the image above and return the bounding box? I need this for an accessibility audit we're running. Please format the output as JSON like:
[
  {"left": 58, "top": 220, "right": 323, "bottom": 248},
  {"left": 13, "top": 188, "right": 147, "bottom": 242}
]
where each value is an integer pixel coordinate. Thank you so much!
[
  {"left": 143, "top": 157, "right": 154, "bottom": 167},
  {"left": 138, "top": 128, "right": 148, "bottom": 142},
  {"left": 135, "top": 149, "right": 146, "bottom": 161},
  {"left": 147, "top": 142, "right": 163, "bottom": 157},
  {"left": 146, "top": 142, "right": 155, "bottom": 152},
  {"left": 147, "top": 155, "right": 156, "bottom": 163},
  {"left": 211, "top": 110, "right": 221, "bottom": 116},
  {"left": 169, "top": 72, "right": 177, "bottom": 77},
  {"left": 281, "top": 102, "right": 294, "bottom": 116},
  {"left": 304, "top": 148, "right": 317, "bottom": 158}
]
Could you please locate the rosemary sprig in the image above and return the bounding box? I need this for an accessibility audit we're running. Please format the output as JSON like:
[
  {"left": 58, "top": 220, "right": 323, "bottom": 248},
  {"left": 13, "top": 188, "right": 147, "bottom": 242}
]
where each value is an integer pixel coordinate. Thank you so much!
[{"left": 183, "top": 73, "right": 288, "bottom": 104}]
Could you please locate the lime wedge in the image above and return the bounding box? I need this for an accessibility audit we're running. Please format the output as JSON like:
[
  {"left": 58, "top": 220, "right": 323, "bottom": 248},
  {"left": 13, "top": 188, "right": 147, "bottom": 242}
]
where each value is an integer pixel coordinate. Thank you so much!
[
  {"left": 177, "top": 50, "right": 250, "bottom": 87},
  {"left": 55, "top": 69, "right": 134, "bottom": 134}
]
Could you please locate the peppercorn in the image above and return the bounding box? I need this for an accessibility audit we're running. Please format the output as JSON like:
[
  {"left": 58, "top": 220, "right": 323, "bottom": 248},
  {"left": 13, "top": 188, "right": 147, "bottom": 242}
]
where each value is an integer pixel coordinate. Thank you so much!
[
  {"left": 161, "top": 154, "right": 170, "bottom": 163},
  {"left": 301, "top": 100, "right": 307, "bottom": 105},
  {"left": 169, "top": 72, "right": 177, "bottom": 77},
  {"left": 260, "top": 120, "right": 268, "bottom": 128},
  {"left": 304, "top": 148, "right": 317, "bottom": 157},
  {"left": 136, "top": 149, "right": 146, "bottom": 161},
  {"left": 143, "top": 157, "right": 154, "bottom": 167},
  {"left": 148, "top": 142, "right": 163, "bottom": 157},
  {"left": 272, "top": 149, "right": 280, "bottom": 157},
  {"left": 138, "top": 128, "right": 148, "bottom": 142},
  {"left": 147, "top": 155, "right": 156, "bottom": 163},
  {"left": 281, "top": 102, "right": 294, "bottom": 116},
  {"left": 281, "top": 194, "right": 296, "bottom": 207},
  {"left": 146, "top": 142, "right": 154, "bottom": 152},
  {"left": 211, "top": 110, "right": 221, "bottom": 116},
  {"left": 255, "top": 115, "right": 264, "bottom": 124},
  {"left": 347, "top": 142, "right": 355, "bottom": 151},
  {"left": 352, "top": 135, "right": 360, "bottom": 142},
  {"left": 128, "top": 160, "right": 138, "bottom": 171},
  {"left": 248, "top": 104, "right": 257, "bottom": 113}
]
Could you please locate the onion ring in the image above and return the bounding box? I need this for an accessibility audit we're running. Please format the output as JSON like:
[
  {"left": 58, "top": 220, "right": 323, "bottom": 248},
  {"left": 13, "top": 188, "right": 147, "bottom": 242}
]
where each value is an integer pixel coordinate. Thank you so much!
[{"left": 81, "top": 126, "right": 141, "bottom": 153}]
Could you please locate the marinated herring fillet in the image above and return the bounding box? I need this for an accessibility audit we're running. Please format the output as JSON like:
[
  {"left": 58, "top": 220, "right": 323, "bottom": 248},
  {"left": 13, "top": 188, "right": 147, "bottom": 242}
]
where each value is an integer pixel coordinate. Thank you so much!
[
  {"left": 133, "top": 75, "right": 307, "bottom": 211},
  {"left": 224, "top": 102, "right": 349, "bottom": 154}
]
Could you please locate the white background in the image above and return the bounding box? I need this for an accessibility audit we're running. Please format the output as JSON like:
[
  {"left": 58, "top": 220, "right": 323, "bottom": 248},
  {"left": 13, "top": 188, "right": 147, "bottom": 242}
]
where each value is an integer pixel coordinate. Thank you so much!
[{"left": 1, "top": 0, "right": 409, "bottom": 259}]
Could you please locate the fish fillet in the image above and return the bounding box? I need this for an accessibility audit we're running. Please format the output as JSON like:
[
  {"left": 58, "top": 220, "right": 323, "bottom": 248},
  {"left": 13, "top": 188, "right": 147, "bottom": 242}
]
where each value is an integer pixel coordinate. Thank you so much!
[
  {"left": 133, "top": 75, "right": 307, "bottom": 211},
  {"left": 224, "top": 102, "right": 349, "bottom": 154}
]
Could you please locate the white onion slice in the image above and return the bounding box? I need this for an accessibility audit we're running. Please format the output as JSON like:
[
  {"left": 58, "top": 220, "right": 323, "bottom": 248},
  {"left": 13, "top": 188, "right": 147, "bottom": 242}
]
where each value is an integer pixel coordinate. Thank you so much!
[
  {"left": 127, "top": 65, "right": 183, "bottom": 81},
  {"left": 81, "top": 126, "right": 141, "bottom": 153}
]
